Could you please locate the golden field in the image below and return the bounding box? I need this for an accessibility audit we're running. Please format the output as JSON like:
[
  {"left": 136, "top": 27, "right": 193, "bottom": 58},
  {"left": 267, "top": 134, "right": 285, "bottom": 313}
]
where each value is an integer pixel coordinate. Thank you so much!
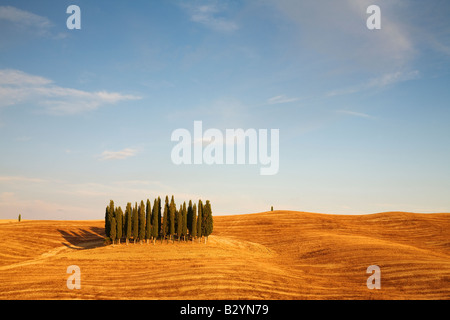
[{"left": 0, "top": 210, "right": 448, "bottom": 300}]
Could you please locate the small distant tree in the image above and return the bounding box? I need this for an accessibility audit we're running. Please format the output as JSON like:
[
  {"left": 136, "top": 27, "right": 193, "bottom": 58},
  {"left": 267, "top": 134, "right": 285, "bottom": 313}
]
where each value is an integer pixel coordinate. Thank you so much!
[
  {"left": 18, "top": 214, "right": 21, "bottom": 222},
  {"left": 202, "top": 200, "right": 213, "bottom": 243},
  {"left": 145, "top": 199, "right": 152, "bottom": 244},
  {"left": 125, "top": 202, "right": 132, "bottom": 245},
  {"left": 271, "top": 206, "right": 273, "bottom": 211},
  {"left": 191, "top": 203, "right": 197, "bottom": 242},
  {"left": 110, "top": 217, "right": 117, "bottom": 246}
]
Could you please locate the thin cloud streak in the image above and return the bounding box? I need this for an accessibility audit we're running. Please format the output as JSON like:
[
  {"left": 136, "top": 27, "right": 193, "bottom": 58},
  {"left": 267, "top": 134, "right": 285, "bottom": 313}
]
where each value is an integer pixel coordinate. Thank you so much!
[
  {"left": 327, "top": 70, "right": 419, "bottom": 97},
  {"left": 0, "top": 5, "right": 67, "bottom": 39},
  {"left": 98, "top": 148, "right": 139, "bottom": 161},
  {"left": 0, "top": 176, "right": 48, "bottom": 183},
  {"left": 336, "top": 110, "right": 375, "bottom": 119},
  {"left": 0, "top": 6, "right": 52, "bottom": 35},
  {"left": 0, "top": 69, "right": 141, "bottom": 114},
  {"left": 267, "top": 95, "right": 300, "bottom": 105},
  {"left": 181, "top": 2, "right": 238, "bottom": 32}
]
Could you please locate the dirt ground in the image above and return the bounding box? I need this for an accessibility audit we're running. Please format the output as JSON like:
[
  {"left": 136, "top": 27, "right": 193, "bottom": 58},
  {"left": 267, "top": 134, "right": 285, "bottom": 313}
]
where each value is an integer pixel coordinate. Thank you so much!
[{"left": 0, "top": 210, "right": 448, "bottom": 299}]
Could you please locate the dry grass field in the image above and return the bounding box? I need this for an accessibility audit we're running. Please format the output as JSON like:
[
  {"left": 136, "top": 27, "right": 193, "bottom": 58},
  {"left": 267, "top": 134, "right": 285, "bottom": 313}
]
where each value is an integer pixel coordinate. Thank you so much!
[{"left": 0, "top": 210, "right": 448, "bottom": 300}]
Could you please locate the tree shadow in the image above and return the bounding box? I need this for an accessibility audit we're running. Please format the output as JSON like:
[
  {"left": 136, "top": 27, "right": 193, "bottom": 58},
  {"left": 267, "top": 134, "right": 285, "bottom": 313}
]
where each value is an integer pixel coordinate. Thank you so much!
[{"left": 58, "top": 227, "right": 105, "bottom": 250}]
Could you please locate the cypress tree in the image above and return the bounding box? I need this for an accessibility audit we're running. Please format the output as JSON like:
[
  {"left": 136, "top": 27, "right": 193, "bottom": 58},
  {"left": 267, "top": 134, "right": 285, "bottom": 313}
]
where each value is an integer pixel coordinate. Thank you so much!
[
  {"left": 187, "top": 200, "right": 193, "bottom": 235},
  {"left": 125, "top": 202, "right": 132, "bottom": 245},
  {"left": 173, "top": 197, "right": 178, "bottom": 237},
  {"left": 145, "top": 199, "right": 152, "bottom": 244},
  {"left": 110, "top": 217, "right": 117, "bottom": 245},
  {"left": 197, "top": 200, "right": 203, "bottom": 242},
  {"left": 169, "top": 196, "right": 176, "bottom": 242},
  {"left": 115, "top": 206, "right": 123, "bottom": 244},
  {"left": 157, "top": 196, "right": 162, "bottom": 238},
  {"left": 182, "top": 201, "right": 187, "bottom": 241},
  {"left": 106, "top": 200, "right": 115, "bottom": 239},
  {"left": 162, "top": 196, "right": 169, "bottom": 243},
  {"left": 105, "top": 204, "right": 111, "bottom": 239},
  {"left": 139, "top": 200, "right": 146, "bottom": 244},
  {"left": 177, "top": 204, "right": 183, "bottom": 242},
  {"left": 202, "top": 200, "right": 214, "bottom": 243},
  {"left": 151, "top": 198, "right": 159, "bottom": 244},
  {"left": 109, "top": 200, "right": 115, "bottom": 221},
  {"left": 132, "top": 202, "right": 139, "bottom": 243},
  {"left": 191, "top": 203, "right": 197, "bottom": 242}
]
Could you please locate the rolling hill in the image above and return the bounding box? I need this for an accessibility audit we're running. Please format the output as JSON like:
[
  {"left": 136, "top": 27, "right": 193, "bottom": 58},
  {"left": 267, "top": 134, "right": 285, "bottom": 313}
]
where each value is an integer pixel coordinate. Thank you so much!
[{"left": 0, "top": 210, "right": 448, "bottom": 299}]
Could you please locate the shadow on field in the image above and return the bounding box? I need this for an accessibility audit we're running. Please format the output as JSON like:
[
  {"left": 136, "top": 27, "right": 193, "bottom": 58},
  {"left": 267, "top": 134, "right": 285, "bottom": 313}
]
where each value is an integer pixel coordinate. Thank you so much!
[{"left": 58, "top": 227, "right": 105, "bottom": 250}]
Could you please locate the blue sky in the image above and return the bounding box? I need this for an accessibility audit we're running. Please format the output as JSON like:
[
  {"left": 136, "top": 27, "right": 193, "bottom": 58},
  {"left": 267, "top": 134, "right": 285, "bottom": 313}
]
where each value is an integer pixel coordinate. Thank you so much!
[{"left": 0, "top": 0, "right": 449, "bottom": 219}]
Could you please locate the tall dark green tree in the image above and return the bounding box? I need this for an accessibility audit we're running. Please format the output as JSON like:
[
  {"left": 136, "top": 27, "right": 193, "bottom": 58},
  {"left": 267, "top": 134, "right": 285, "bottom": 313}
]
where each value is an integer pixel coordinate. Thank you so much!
[
  {"left": 145, "top": 199, "right": 152, "bottom": 244},
  {"left": 197, "top": 199, "right": 203, "bottom": 242},
  {"left": 187, "top": 200, "right": 193, "bottom": 235},
  {"left": 105, "top": 200, "right": 114, "bottom": 239},
  {"left": 132, "top": 202, "right": 139, "bottom": 243},
  {"left": 162, "top": 196, "right": 169, "bottom": 243},
  {"left": 115, "top": 206, "right": 123, "bottom": 244},
  {"left": 110, "top": 217, "right": 117, "bottom": 245},
  {"left": 157, "top": 196, "right": 162, "bottom": 238},
  {"left": 202, "top": 200, "right": 214, "bottom": 243},
  {"left": 182, "top": 201, "right": 187, "bottom": 241},
  {"left": 151, "top": 198, "right": 159, "bottom": 244},
  {"left": 173, "top": 198, "right": 178, "bottom": 237},
  {"left": 191, "top": 203, "right": 197, "bottom": 242},
  {"left": 125, "top": 202, "right": 132, "bottom": 245},
  {"left": 139, "top": 200, "right": 146, "bottom": 244},
  {"left": 177, "top": 204, "right": 183, "bottom": 242},
  {"left": 169, "top": 196, "right": 176, "bottom": 242},
  {"left": 105, "top": 205, "right": 111, "bottom": 239}
]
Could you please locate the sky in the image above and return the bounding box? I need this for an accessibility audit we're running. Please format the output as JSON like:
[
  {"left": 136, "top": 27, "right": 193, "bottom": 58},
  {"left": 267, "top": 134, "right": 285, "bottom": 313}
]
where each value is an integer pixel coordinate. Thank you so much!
[{"left": 0, "top": 0, "right": 449, "bottom": 219}]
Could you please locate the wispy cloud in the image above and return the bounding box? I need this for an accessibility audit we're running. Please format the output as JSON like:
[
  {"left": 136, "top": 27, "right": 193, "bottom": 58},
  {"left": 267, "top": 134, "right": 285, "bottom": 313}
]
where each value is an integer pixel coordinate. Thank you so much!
[
  {"left": 267, "top": 95, "right": 299, "bottom": 105},
  {"left": 0, "top": 69, "right": 141, "bottom": 115},
  {"left": 0, "top": 176, "right": 48, "bottom": 183},
  {"left": 366, "top": 70, "right": 419, "bottom": 88},
  {"left": 181, "top": 2, "right": 238, "bottom": 32},
  {"left": 273, "top": 0, "right": 415, "bottom": 73},
  {"left": 0, "top": 6, "right": 52, "bottom": 36},
  {"left": 98, "top": 148, "right": 139, "bottom": 161},
  {"left": 327, "top": 70, "right": 419, "bottom": 97},
  {"left": 0, "top": 69, "right": 51, "bottom": 86},
  {"left": 336, "top": 110, "right": 375, "bottom": 119},
  {"left": 0, "top": 5, "right": 67, "bottom": 39}
]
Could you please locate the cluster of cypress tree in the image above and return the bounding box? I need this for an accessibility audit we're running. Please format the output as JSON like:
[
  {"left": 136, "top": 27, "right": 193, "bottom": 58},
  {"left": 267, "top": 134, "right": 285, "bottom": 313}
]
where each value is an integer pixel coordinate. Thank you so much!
[{"left": 104, "top": 196, "right": 213, "bottom": 245}]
